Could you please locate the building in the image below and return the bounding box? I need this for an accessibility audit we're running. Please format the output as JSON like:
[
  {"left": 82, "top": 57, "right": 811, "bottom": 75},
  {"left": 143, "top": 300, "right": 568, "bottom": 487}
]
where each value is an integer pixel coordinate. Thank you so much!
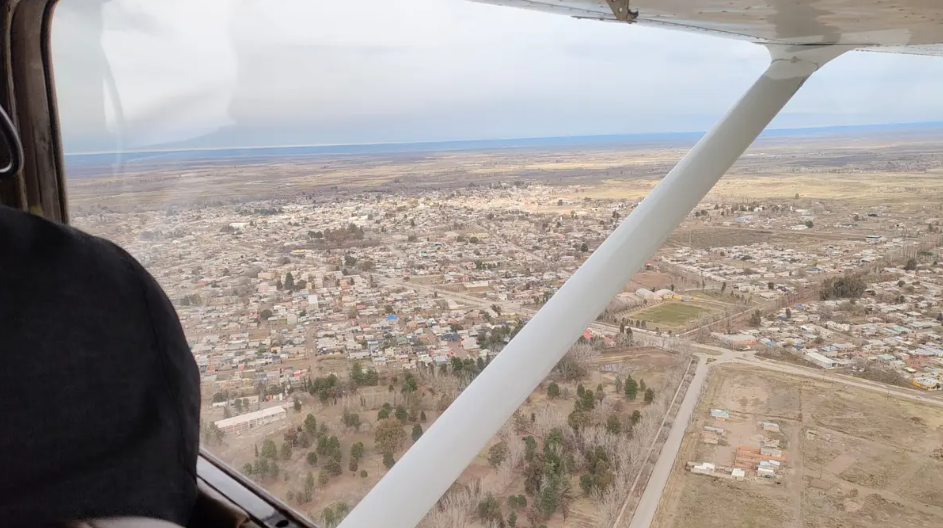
[
  {"left": 710, "top": 408, "right": 729, "bottom": 421},
  {"left": 214, "top": 406, "right": 286, "bottom": 435},
  {"left": 731, "top": 468, "right": 746, "bottom": 481},
  {"left": 757, "top": 466, "right": 776, "bottom": 479},
  {"left": 913, "top": 377, "right": 940, "bottom": 390},
  {"left": 804, "top": 351, "right": 836, "bottom": 369},
  {"left": 713, "top": 333, "right": 757, "bottom": 347},
  {"left": 760, "top": 421, "right": 780, "bottom": 433},
  {"left": 692, "top": 462, "right": 716, "bottom": 475}
]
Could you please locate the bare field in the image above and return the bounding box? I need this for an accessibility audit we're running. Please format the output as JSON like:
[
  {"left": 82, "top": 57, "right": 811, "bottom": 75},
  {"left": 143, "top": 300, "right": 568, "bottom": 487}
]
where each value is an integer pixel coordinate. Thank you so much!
[
  {"left": 666, "top": 477, "right": 790, "bottom": 528},
  {"left": 68, "top": 132, "right": 943, "bottom": 213},
  {"left": 652, "top": 364, "right": 943, "bottom": 528}
]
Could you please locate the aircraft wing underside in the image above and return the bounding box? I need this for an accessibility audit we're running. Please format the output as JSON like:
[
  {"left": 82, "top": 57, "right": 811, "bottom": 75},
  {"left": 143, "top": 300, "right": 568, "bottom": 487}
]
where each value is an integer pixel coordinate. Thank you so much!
[{"left": 473, "top": 0, "right": 943, "bottom": 55}]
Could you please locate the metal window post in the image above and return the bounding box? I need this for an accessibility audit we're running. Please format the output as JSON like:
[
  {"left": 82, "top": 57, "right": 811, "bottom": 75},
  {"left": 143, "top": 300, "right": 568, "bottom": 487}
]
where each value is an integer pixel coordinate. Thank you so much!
[{"left": 340, "top": 44, "right": 850, "bottom": 528}]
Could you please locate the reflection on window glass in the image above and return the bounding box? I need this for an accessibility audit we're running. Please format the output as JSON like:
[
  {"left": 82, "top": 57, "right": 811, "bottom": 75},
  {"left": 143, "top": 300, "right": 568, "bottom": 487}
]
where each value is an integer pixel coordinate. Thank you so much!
[{"left": 52, "top": 0, "right": 943, "bottom": 527}]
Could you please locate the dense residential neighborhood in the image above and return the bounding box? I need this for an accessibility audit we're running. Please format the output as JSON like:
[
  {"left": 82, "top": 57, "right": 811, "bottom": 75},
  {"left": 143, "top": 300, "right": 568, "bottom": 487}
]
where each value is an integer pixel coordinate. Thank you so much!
[{"left": 73, "top": 183, "right": 943, "bottom": 401}]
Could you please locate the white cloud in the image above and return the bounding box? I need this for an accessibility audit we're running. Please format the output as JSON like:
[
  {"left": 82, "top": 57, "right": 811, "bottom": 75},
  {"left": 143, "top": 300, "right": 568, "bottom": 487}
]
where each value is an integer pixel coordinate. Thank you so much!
[{"left": 51, "top": 0, "right": 943, "bottom": 153}]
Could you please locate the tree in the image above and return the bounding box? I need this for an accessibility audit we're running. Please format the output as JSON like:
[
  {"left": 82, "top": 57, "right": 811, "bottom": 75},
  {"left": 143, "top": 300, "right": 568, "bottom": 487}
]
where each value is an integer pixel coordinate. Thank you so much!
[
  {"left": 508, "top": 510, "right": 517, "bottom": 527},
  {"left": 523, "top": 436, "right": 537, "bottom": 462},
  {"left": 768, "top": 281, "right": 775, "bottom": 290},
  {"left": 348, "top": 459, "right": 359, "bottom": 473},
  {"left": 360, "top": 469, "right": 367, "bottom": 478},
  {"left": 401, "top": 372, "right": 418, "bottom": 395},
  {"left": 306, "top": 452, "right": 318, "bottom": 466},
  {"left": 606, "top": 414, "right": 622, "bottom": 434},
  {"left": 624, "top": 376, "right": 639, "bottom": 400},
  {"left": 644, "top": 388, "right": 655, "bottom": 404},
  {"left": 395, "top": 405, "right": 408, "bottom": 423},
  {"left": 720, "top": 281, "right": 727, "bottom": 293},
  {"left": 420, "top": 410, "right": 427, "bottom": 422},
  {"left": 280, "top": 442, "right": 292, "bottom": 460},
  {"left": 234, "top": 398, "right": 243, "bottom": 413},
  {"left": 304, "top": 414, "right": 317, "bottom": 435},
  {"left": 639, "top": 379, "right": 647, "bottom": 393},
  {"left": 477, "top": 493, "right": 502, "bottom": 525},
  {"left": 488, "top": 441, "right": 509, "bottom": 467},
  {"left": 631, "top": 409, "right": 642, "bottom": 424},
  {"left": 580, "top": 474, "right": 595, "bottom": 496},
  {"left": 293, "top": 398, "right": 302, "bottom": 413},
  {"left": 377, "top": 407, "right": 390, "bottom": 420},
  {"left": 261, "top": 439, "right": 278, "bottom": 460},
  {"left": 749, "top": 310, "right": 762, "bottom": 327},
  {"left": 324, "top": 456, "right": 342, "bottom": 477},
  {"left": 350, "top": 441, "right": 364, "bottom": 462},
  {"left": 580, "top": 242, "right": 588, "bottom": 253},
  {"left": 411, "top": 424, "right": 424, "bottom": 442},
  {"left": 383, "top": 451, "right": 395, "bottom": 469},
  {"left": 305, "top": 471, "right": 315, "bottom": 494},
  {"left": 820, "top": 274, "right": 867, "bottom": 300},
  {"left": 375, "top": 419, "right": 407, "bottom": 454},
  {"left": 260, "top": 308, "right": 273, "bottom": 320},
  {"left": 547, "top": 382, "right": 561, "bottom": 399},
  {"left": 557, "top": 199, "right": 564, "bottom": 206},
  {"left": 805, "top": 220, "right": 813, "bottom": 228},
  {"left": 785, "top": 308, "right": 792, "bottom": 319},
  {"left": 284, "top": 272, "right": 295, "bottom": 291},
  {"left": 342, "top": 409, "right": 361, "bottom": 430},
  {"left": 490, "top": 303, "right": 502, "bottom": 316},
  {"left": 323, "top": 506, "right": 336, "bottom": 528},
  {"left": 904, "top": 258, "right": 918, "bottom": 271}
]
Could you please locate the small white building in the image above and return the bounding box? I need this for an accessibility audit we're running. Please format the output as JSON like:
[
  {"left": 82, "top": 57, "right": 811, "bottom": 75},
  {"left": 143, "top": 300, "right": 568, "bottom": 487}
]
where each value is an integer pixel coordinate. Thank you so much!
[
  {"left": 692, "top": 462, "right": 716, "bottom": 475},
  {"left": 804, "top": 351, "right": 836, "bottom": 369},
  {"left": 214, "top": 406, "right": 286, "bottom": 435}
]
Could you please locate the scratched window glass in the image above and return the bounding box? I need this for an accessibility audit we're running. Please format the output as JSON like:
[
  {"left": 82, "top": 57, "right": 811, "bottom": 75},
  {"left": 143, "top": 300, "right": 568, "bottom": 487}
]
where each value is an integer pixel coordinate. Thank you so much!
[{"left": 52, "top": 0, "right": 943, "bottom": 526}]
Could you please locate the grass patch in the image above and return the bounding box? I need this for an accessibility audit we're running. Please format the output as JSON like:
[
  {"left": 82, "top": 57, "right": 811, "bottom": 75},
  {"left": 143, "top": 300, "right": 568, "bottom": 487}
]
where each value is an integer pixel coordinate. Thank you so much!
[{"left": 634, "top": 302, "right": 709, "bottom": 327}]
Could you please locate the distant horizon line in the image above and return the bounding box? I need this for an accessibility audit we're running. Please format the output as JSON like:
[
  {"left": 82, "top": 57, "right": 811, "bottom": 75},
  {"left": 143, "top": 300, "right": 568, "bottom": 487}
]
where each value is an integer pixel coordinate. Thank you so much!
[{"left": 63, "top": 120, "right": 943, "bottom": 156}]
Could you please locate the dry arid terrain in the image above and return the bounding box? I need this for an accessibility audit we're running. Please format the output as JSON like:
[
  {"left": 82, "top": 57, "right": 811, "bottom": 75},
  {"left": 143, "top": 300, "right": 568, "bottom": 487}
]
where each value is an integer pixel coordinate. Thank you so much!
[
  {"left": 67, "top": 126, "right": 943, "bottom": 214},
  {"left": 653, "top": 364, "right": 943, "bottom": 528},
  {"left": 66, "top": 124, "right": 943, "bottom": 527}
]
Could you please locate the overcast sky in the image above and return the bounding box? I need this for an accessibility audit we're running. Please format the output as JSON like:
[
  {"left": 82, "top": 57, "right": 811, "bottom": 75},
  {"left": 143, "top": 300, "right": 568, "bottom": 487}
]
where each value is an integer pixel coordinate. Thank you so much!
[{"left": 52, "top": 0, "right": 943, "bottom": 153}]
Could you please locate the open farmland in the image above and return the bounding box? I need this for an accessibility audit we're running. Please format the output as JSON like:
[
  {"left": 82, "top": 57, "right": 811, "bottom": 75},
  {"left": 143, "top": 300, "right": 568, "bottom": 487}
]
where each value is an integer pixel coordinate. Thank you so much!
[{"left": 652, "top": 364, "right": 943, "bottom": 528}]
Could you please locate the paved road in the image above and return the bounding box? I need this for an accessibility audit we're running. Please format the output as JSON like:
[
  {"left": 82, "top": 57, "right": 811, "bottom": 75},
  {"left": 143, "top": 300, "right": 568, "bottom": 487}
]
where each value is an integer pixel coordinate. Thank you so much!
[{"left": 626, "top": 358, "right": 709, "bottom": 528}]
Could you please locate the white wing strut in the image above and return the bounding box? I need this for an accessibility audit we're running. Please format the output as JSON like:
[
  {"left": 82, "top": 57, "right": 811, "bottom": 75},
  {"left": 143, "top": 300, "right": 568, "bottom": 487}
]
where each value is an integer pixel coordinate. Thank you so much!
[{"left": 340, "top": 44, "right": 849, "bottom": 528}]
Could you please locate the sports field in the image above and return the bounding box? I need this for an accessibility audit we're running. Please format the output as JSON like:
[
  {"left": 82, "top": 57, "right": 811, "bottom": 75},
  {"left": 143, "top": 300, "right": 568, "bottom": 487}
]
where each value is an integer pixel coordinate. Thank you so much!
[{"left": 634, "top": 302, "right": 709, "bottom": 328}]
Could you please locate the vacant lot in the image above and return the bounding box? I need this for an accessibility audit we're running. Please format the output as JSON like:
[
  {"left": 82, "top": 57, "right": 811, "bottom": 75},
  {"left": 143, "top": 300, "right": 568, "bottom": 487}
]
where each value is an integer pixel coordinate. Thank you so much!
[
  {"left": 665, "top": 477, "right": 789, "bottom": 528},
  {"left": 652, "top": 364, "right": 943, "bottom": 528},
  {"left": 633, "top": 302, "right": 710, "bottom": 328}
]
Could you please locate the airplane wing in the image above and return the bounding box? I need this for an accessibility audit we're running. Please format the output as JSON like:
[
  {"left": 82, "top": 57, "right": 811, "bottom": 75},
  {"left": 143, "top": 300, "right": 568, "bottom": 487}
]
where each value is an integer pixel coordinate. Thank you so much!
[
  {"left": 341, "top": 3, "right": 943, "bottom": 528},
  {"left": 473, "top": 0, "right": 943, "bottom": 54}
]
